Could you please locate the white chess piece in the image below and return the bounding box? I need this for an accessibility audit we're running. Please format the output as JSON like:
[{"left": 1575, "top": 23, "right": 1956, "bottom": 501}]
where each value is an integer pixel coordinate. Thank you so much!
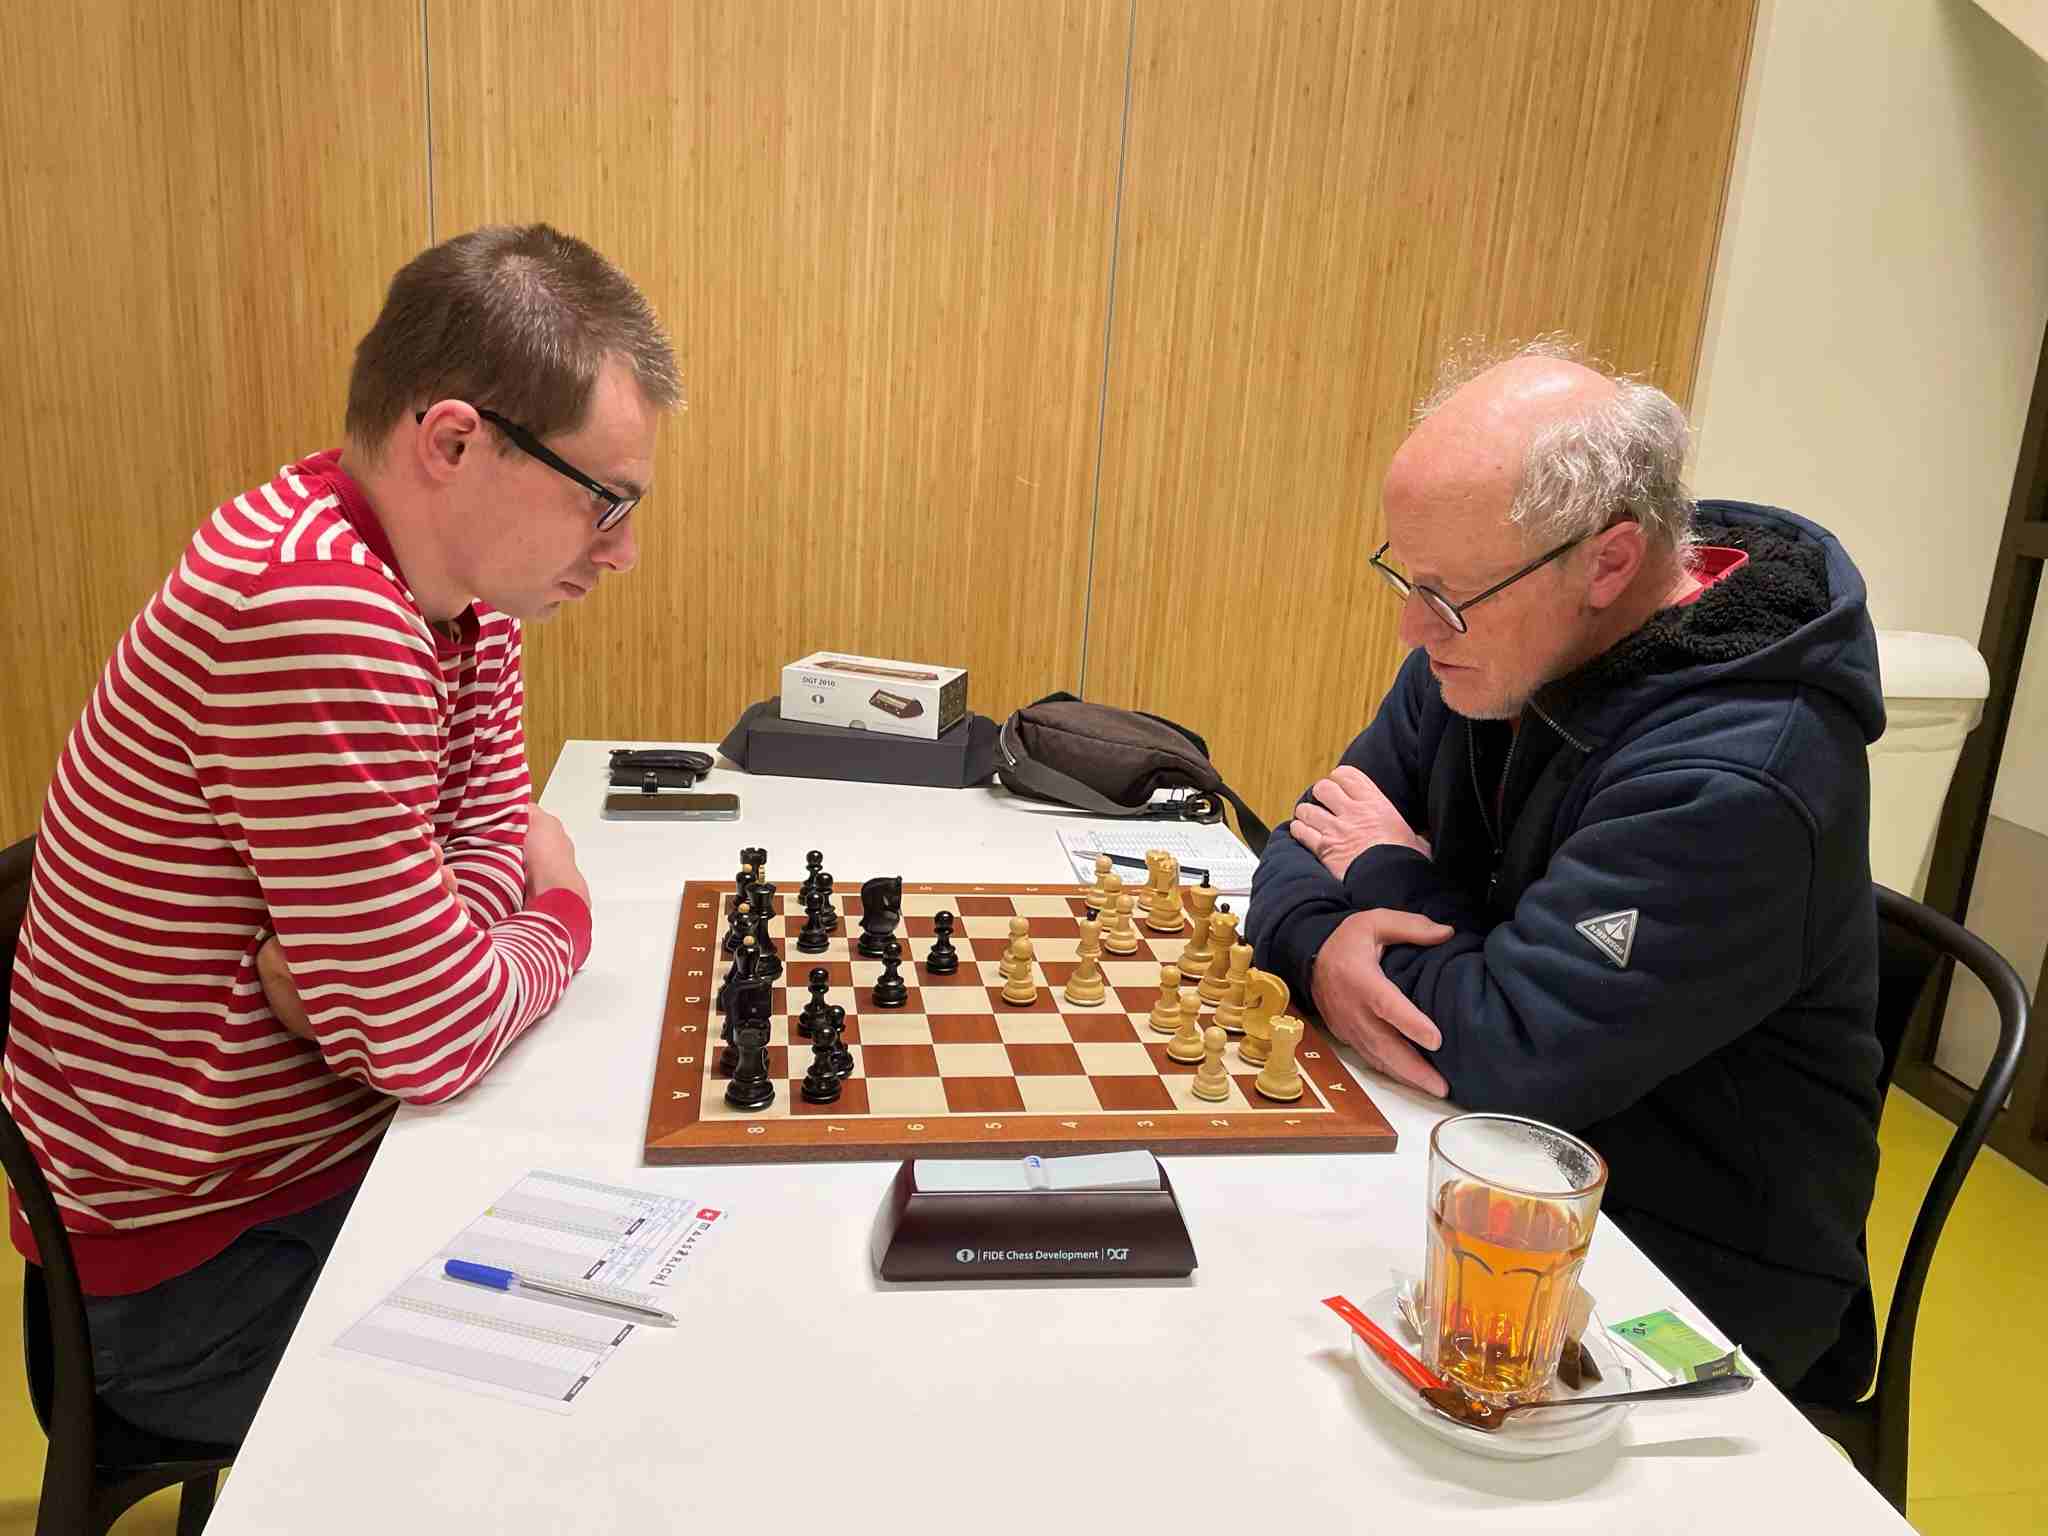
[{"left": 1191, "top": 1025, "right": 1231, "bottom": 1102}]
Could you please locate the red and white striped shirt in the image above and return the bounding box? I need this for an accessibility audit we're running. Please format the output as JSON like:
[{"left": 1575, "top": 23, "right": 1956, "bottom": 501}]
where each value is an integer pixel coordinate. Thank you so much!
[{"left": 4, "top": 451, "right": 591, "bottom": 1294}]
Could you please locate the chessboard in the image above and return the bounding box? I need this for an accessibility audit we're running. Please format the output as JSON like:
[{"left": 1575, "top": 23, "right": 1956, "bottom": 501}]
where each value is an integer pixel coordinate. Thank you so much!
[{"left": 641, "top": 877, "right": 1398, "bottom": 1164}]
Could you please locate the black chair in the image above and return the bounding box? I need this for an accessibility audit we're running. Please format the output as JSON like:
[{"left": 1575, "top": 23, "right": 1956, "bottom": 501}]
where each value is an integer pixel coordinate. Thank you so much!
[
  {"left": 1794, "top": 883, "right": 2029, "bottom": 1512},
  {"left": 1, "top": 834, "right": 236, "bottom": 1535}
]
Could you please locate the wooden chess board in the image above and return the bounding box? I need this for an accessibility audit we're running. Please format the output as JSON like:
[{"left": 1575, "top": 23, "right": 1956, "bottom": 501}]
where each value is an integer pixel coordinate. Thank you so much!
[{"left": 641, "top": 880, "right": 1398, "bottom": 1164}]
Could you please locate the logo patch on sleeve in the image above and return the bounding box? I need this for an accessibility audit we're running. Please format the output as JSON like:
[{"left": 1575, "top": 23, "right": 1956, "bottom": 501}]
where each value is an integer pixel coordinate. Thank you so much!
[{"left": 1575, "top": 909, "right": 1639, "bottom": 969}]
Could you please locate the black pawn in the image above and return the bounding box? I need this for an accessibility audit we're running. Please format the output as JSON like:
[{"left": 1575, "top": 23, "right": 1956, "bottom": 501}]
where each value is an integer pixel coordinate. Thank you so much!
[
  {"left": 814, "top": 873, "right": 839, "bottom": 932},
  {"left": 801, "top": 1019, "right": 843, "bottom": 1104},
  {"left": 926, "top": 910, "right": 960, "bottom": 976},
  {"left": 724, "top": 1023, "right": 775, "bottom": 1111},
  {"left": 796, "top": 898, "right": 831, "bottom": 954},
  {"left": 872, "top": 939, "right": 909, "bottom": 1008},
  {"left": 798, "top": 967, "right": 832, "bottom": 1037},
  {"left": 800, "top": 850, "right": 825, "bottom": 904},
  {"left": 827, "top": 1005, "right": 854, "bottom": 1078}
]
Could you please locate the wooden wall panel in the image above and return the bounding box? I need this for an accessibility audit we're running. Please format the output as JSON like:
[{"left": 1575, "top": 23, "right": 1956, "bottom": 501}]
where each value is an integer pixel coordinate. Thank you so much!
[
  {"left": 1084, "top": 0, "right": 1757, "bottom": 824},
  {"left": 428, "top": 0, "right": 1130, "bottom": 791},
  {"left": 0, "top": 0, "right": 428, "bottom": 840}
]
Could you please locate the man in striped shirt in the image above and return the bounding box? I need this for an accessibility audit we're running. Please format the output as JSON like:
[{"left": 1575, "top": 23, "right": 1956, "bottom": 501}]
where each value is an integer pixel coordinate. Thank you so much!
[{"left": 3, "top": 225, "right": 680, "bottom": 1442}]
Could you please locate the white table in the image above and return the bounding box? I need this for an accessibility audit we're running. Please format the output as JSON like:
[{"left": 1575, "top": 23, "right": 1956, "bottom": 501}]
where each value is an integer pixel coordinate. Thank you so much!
[{"left": 207, "top": 741, "right": 1909, "bottom": 1534}]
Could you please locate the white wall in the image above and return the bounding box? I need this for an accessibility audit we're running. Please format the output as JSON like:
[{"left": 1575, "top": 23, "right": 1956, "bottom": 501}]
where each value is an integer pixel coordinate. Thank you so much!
[
  {"left": 1692, "top": 0, "right": 2048, "bottom": 644},
  {"left": 1692, "top": 0, "right": 2048, "bottom": 845}
]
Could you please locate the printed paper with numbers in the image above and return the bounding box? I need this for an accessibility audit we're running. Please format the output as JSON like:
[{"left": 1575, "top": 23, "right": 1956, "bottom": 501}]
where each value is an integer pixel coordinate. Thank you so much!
[
  {"left": 1055, "top": 822, "right": 1259, "bottom": 894},
  {"left": 332, "top": 1170, "right": 726, "bottom": 1413}
]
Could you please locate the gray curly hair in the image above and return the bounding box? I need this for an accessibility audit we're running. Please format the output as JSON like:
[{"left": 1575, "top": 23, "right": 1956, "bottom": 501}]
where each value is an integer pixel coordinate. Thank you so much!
[{"left": 1417, "top": 334, "right": 1697, "bottom": 568}]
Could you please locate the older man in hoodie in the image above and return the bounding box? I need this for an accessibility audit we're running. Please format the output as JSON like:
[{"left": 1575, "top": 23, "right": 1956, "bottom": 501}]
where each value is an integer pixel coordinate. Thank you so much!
[{"left": 1248, "top": 340, "right": 1885, "bottom": 1394}]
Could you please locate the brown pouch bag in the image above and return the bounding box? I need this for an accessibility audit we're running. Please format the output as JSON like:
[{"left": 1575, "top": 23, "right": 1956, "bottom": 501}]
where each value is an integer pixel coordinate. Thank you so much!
[{"left": 995, "top": 693, "right": 1269, "bottom": 854}]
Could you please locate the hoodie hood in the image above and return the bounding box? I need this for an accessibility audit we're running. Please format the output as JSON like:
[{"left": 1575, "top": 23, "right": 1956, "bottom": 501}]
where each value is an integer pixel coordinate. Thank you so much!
[{"left": 1538, "top": 500, "right": 1886, "bottom": 748}]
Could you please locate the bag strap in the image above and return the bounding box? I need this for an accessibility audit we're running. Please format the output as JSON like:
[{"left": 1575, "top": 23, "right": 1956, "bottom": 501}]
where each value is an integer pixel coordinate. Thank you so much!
[{"left": 997, "top": 716, "right": 1271, "bottom": 855}]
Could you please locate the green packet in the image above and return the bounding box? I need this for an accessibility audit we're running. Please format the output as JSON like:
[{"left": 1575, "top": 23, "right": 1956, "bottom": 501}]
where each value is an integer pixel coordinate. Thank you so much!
[{"left": 1606, "top": 1309, "right": 1757, "bottom": 1383}]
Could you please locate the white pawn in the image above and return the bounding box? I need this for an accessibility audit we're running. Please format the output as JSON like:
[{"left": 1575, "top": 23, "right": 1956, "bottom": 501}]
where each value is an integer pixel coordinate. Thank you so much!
[
  {"left": 1101, "top": 891, "right": 1140, "bottom": 955},
  {"left": 1167, "top": 986, "right": 1206, "bottom": 1063},
  {"left": 1086, "top": 853, "right": 1114, "bottom": 910},
  {"left": 1148, "top": 963, "right": 1184, "bottom": 1034},
  {"left": 1001, "top": 919, "right": 1039, "bottom": 1005},
  {"left": 1191, "top": 1025, "right": 1231, "bottom": 1102},
  {"left": 1000, "top": 916, "right": 1032, "bottom": 982}
]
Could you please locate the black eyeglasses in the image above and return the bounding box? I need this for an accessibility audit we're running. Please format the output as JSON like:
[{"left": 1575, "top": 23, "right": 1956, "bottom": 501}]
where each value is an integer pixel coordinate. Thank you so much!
[
  {"left": 415, "top": 407, "right": 639, "bottom": 532},
  {"left": 1370, "top": 535, "right": 1587, "bottom": 634}
]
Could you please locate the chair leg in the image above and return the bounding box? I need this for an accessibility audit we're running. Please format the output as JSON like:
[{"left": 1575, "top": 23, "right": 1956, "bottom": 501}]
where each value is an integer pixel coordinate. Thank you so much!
[{"left": 176, "top": 1472, "right": 218, "bottom": 1536}]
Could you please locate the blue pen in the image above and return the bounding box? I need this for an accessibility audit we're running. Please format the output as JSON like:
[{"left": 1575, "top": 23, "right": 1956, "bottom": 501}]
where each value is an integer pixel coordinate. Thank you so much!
[{"left": 442, "top": 1259, "right": 676, "bottom": 1326}]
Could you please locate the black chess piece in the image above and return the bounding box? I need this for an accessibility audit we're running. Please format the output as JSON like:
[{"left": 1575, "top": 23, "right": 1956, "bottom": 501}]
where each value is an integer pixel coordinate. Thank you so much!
[
  {"left": 872, "top": 939, "right": 909, "bottom": 1008},
  {"left": 724, "top": 902, "right": 753, "bottom": 956},
  {"left": 798, "top": 967, "right": 832, "bottom": 1036},
  {"left": 857, "top": 875, "right": 904, "bottom": 958},
  {"left": 827, "top": 1005, "right": 854, "bottom": 1078},
  {"left": 814, "top": 873, "right": 839, "bottom": 932},
  {"left": 796, "top": 897, "right": 831, "bottom": 954},
  {"left": 800, "top": 1018, "right": 843, "bottom": 1105},
  {"left": 717, "top": 933, "right": 762, "bottom": 1016},
  {"left": 724, "top": 1023, "right": 776, "bottom": 1111},
  {"left": 800, "top": 850, "right": 825, "bottom": 904},
  {"left": 925, "top": 910, "right": 960, "bottom": 976}
]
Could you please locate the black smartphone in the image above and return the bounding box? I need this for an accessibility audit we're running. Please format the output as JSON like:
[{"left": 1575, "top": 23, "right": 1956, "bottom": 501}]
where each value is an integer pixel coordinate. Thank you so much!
[{"left": 600, "top": 791, "right": 741, "bottom": 822}]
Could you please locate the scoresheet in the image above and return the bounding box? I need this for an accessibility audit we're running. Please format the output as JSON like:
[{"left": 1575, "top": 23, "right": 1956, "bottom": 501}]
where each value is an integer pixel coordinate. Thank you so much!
[{"left": 333, "top": 1170, "right": 728, "bottom": 1413}]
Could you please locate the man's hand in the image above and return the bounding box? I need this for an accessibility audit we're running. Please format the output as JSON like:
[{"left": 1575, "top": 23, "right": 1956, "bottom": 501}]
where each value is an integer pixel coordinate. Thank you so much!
[
  {"left": 256, "top": 935, "right": 315, "bottom": 1040},
  {"left": 1289, "top": 765, "right": 1431, "bottom": 882},
  {"left": 524, "top": 806, "right": 591, "bottom": 909},
  {"left": 432, "top": 842, "right": 466, "bottom": 915},
  {"left": 1311, "top": 908, "right": 1455, "bottom": 1097}
]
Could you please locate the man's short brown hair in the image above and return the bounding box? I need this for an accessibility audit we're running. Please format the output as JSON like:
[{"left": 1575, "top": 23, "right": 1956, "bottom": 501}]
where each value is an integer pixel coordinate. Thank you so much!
[{"left": 345, "top": 224, "right": 681, "bottom": 452}]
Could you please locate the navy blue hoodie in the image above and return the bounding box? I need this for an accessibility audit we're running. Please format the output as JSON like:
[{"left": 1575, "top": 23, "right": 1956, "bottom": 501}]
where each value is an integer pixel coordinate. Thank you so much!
[{"left": 1248, "top": 503, "right": 1885, "bottom": 1388}]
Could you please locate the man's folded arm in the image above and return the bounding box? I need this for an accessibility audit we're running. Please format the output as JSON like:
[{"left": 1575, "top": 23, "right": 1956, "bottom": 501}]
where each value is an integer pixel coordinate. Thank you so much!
[
  {"left": 195, "top": 568, "right": 589, "bottom": 1104},
  {"left": 1248, "top": 650, "right": 1436, "bottom": 999},
  {"left": 437, "top": 625, "right": 533, "bottom": 926},
  {"left": 1355, "top": 765, "right": 1815, "bottom": 1128}
]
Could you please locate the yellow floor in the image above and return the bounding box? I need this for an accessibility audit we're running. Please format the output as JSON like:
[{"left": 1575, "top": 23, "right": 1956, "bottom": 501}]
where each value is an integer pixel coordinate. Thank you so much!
[{"left": 1, "top": 1087, "right": 2044, "bottom": 1532}]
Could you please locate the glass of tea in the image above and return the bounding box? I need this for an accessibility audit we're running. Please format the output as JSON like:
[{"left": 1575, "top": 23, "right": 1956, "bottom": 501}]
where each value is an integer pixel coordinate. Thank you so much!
[{"left": 1422, "top": 1113, "right": 1608, "bottom": 1407}]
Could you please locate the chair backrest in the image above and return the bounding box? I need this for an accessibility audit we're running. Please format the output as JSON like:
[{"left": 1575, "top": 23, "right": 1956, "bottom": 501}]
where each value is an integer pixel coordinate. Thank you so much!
[
  {"left": 1, "top": 833, "right": 101, "bottom": 1464},
  {"left": 1869, "top": 884, "right": 2029, "bottom": 1429}
]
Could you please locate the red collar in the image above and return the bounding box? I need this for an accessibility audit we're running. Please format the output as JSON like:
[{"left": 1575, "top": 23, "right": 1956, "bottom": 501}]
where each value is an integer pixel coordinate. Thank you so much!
[
  {"left": 296, "top": 449, "right": 479, "bottom": 648},
  {"left": 1672, "top": 545, "right": 1749, "bottom": 607}
]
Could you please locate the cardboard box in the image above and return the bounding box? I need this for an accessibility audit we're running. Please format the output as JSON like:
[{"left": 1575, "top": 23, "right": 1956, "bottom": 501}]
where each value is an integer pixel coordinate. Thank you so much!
[{"left": 781, "top": 651, "right": 968, "bottom": 740}]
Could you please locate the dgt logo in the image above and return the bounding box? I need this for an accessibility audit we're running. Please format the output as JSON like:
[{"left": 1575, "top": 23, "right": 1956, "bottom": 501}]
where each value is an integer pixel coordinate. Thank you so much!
[
  {"left": 954, "top": 1248, "right": 976, "bottom": 1264},
  {"left": 1105, "top": 1247, "right": 1130, "bottom": 1261}
]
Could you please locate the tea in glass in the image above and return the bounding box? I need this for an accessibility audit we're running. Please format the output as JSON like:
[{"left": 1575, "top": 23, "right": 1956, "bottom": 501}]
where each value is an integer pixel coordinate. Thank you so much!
[{"left": 1422, "top": 1114, "right": 1607, "bottom": 1407}]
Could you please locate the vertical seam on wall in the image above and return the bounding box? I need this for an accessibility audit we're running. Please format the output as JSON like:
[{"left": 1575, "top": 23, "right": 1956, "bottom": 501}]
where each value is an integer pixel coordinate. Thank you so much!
[
  {"left": 1684, "top": 0, "right": 1763, "bottom": 417},
  {"left": 421, "top": 0, "right": 437, "bottom": 242},
  {"left": 1076, "top": 0, "right": 1137, "bottom": 700}
]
